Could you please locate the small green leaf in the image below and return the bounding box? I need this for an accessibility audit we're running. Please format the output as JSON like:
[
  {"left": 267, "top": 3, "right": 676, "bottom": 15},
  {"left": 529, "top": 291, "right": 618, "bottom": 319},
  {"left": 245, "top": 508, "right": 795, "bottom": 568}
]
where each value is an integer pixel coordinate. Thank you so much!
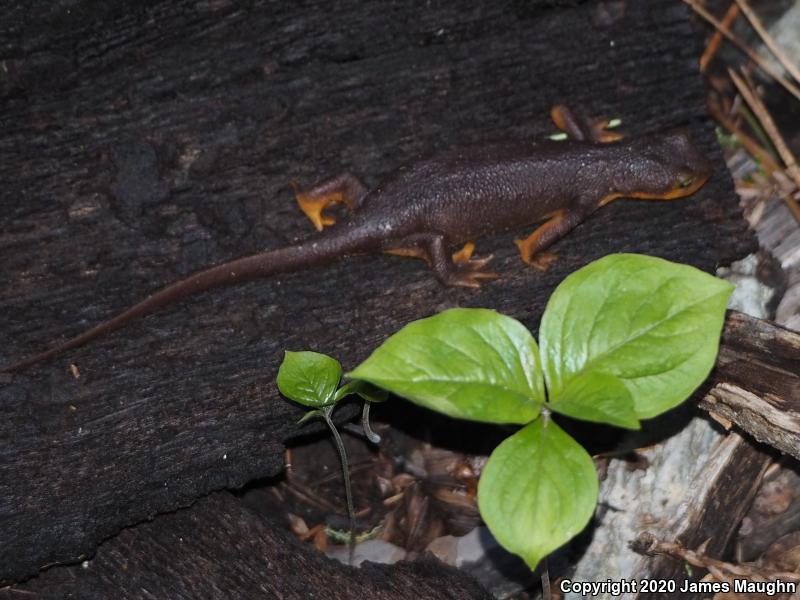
[
  {"left": 478, "top": 418, "right": 598, "bottom": 570},
  {"left": 277, "top": 351, "right": 342, "bottom": 408},
  {"left": 540, "top": 254, "right": 734, "bottom": 420},
  {"left": 348, "top": 308, "right": 543, "bottom": 424},
  {"left": 334, "top": 380, "right": 389, "bottom": 404},
  {"left": 297, "top": 409, "right": 323, "bottom": 425},
  {"left": 550, "top": 371, "right": 639, "bottom": 429}
]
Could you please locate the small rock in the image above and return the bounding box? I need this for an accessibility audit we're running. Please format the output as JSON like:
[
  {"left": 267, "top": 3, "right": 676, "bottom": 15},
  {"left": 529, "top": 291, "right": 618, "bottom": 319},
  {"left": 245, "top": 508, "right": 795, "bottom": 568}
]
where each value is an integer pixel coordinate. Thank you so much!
[{"left": 326, "top": 539, "right": 407, "bottom": 567}]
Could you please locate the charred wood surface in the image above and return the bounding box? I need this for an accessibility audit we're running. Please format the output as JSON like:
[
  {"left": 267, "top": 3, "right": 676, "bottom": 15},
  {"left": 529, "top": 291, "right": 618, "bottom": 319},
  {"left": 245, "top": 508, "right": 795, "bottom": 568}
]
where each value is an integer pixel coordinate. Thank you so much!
[
  {"left": 3, "top": 492, "right": 492, "bottom": 600},
  {"left": 0, "top": 0, "right": 754, "bottom": 584}
]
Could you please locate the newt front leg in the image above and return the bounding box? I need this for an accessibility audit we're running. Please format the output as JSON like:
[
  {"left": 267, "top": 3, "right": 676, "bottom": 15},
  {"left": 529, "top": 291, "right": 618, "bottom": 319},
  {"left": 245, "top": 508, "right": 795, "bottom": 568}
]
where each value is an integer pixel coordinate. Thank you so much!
[
  {"left": 515, "top": 206, "right": 594, "bottom": 271},
  {"left": 290, "top": 172, "right": 368, "bottom": 231}
]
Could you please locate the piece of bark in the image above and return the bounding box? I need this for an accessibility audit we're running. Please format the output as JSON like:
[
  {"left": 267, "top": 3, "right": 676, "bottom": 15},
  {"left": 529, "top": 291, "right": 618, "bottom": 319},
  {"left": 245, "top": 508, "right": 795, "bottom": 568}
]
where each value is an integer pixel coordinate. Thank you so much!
[
  {"left": 565, "top": 415, "right": 773, "bottom": 600},
  {"left": 700, "top": 312, "right": 800, "bottom": 461},
  {"left": 0, "top": 0, "right": 754, "bottom": 584},
  {"left": 0, "top": 492, "right": 492, "bottom": 600}
]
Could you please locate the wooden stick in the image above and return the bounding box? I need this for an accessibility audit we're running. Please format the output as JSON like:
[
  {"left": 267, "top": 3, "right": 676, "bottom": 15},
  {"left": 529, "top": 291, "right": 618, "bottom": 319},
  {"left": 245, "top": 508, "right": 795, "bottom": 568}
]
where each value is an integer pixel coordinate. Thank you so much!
[
  {"left": 633, "top": 533, "right": 800, "bottom": 584},
  {"left": 682, "top": 0, "right": 800, "bottom": 102},
  {"left": 780, "top": 192, "right": 800, "bottom": 225},
  {"left": 700, "top": 3, "right": 739, "bottom": 73},
  {"left": 729, "top": 68, "right": 800, "bottom": 190},
  {"left": 708, "top": 101, "right": 800, "bottom": 223},
  {"left": 733, "top": 0, "right": 800, "bottom": 85},
  {"left": 708, "top": 103, "right": 780, "bottom": 173}
]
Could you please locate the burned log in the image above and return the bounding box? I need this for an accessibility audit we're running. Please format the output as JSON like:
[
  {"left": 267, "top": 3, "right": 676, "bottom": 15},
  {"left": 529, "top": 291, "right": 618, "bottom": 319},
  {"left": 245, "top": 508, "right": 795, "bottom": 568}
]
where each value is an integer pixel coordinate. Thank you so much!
[
  {"left": 701, "top": 312, "right": 800, "bottom": 460},
  {"left": 0, "top": 0, "right": 753, "bottom": 587},
  {"left": 4, "top": 492, "right": 492, "bottom": 600}
]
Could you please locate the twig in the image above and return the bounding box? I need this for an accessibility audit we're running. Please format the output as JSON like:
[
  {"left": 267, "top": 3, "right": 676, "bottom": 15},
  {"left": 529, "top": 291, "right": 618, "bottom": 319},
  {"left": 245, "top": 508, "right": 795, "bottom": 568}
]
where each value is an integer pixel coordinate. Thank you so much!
[
  {"left": 0, "top": 587, "right": 36, "bottom": 596},
  {"left": 729, "top": 69, "right": 800, "bottom": 189},
  {"left": 708, "top": 102, "right": 780, "bottom": 174},
  {"left": 700, "top": 3, "right": 739, "bottom": 73},
  {"left": 682, "top": 0, "right": 800, "bottom": 102},
  {"left": 316, "top": 459, "right": 373, "bottom": 487},
  {"left": 738, "top": 100, "right": 776, "bottom": 155},
  {"left": 283, "top": 480, "right": 340, "bottom": 513},
  {"left": 709, "top": 99, "right": 800, "bottom": 223},
  {"left": 724, "top": 69, "right": 800, "bottom": 223},
  {"left": 733, "top": 0, "right": 800, "bottom": 85},
  {"left": 632, "top": 532, "right": 800, "bottom": 584}
]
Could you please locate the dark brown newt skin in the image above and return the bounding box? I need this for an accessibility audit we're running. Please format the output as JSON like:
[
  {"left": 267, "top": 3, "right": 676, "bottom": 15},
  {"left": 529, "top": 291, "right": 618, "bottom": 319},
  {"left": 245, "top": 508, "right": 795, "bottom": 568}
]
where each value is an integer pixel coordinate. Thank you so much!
[{"left": 1, "top": 106, "right": 712, "bottom": 372}]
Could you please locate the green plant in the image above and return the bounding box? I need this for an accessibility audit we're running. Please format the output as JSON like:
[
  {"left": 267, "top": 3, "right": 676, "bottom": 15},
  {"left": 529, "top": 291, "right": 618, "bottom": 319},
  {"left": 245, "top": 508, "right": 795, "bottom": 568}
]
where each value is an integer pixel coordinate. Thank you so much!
[
  {"left": 276, "top": 351, "right": 386, "bottom": 559},
  {"left": 346, "top": 253, "right": 733, "bottom": 569},
  {"left": 275, "top": 254, "right": 733, "bottom": 570}
]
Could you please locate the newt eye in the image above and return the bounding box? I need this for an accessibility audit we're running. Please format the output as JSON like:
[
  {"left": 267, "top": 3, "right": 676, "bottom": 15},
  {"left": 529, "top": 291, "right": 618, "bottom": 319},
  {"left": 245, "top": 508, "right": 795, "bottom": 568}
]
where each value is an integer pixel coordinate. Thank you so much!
[{"left": 675, "top": 168, "right": 696, "bottom": 189}]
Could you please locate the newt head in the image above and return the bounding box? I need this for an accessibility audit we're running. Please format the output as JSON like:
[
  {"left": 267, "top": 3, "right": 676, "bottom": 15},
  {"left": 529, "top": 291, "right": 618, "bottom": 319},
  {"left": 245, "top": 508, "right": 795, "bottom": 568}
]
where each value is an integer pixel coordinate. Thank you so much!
[{"left": 611, "top": 129, "right": 713, "bottom": 202}]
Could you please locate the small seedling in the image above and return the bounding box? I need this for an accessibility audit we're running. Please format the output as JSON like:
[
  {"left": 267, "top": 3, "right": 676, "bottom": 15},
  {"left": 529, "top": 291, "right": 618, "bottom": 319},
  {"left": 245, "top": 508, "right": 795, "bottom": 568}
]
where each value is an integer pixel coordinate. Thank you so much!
[
  {"left": 347, "top": 253, "right": 733, "bottom": 570},
  {"left": 276, "top": 351, "right": 386, "bottom": 561},
  {"left": 277, "top": 254, "right": 733, "bottom": 572}
]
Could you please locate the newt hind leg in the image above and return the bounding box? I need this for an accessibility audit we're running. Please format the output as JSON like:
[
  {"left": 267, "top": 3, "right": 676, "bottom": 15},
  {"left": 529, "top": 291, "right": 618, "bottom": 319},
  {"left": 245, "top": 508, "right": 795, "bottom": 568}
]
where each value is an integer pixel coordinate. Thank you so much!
[
  {"left": 385, "top": 236, "right": 498, "bottom": 288},
  {"left": 515, "top": 208, "right": 592, "bottom": 271},
  {"left": 550, "top": 105, "right": 623, "bottom": 143},
  {"left": 290, "top": 172, "right": 368, "bottom": 231}
]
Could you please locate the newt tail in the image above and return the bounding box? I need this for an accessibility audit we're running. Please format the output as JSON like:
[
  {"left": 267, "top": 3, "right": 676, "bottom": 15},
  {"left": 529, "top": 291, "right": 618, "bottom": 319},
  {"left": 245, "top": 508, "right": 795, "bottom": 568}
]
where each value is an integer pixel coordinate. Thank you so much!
[{"left": 1, "top": 228, "right": 380, "bottom": 373}]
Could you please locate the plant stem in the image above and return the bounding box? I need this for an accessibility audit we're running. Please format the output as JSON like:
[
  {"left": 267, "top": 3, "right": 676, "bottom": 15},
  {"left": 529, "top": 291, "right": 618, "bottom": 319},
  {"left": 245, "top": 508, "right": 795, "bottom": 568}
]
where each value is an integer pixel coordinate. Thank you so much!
[
  {"left": 361, "top": 401, "right": 381, "bottom": 443},
  {"left": 541, "top": 555, "right": 551, "bottom": 599},
  {"left": 322, "top": 407, "right": 356, "bottom": 565}
]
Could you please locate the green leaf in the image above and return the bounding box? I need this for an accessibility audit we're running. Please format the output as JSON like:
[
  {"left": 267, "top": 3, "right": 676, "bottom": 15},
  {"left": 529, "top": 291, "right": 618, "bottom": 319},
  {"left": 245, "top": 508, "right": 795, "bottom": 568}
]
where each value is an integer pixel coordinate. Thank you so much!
[
  {"left": 297, "top": 409, "right": 324, "bottom": 425},
  {"left": 334, "top": 380, "right": 389, "bottom": 404},
  {"left": 348, "top": 308, "right": 543, "bottom": 424},
  {"left": 540, "top": 254, "right": 734, "bottom": 420},
  {"left": 478, "top": 418, "right": 598, "bottom": 570},
  {"left": 550, "top": 371, "right": 639, "bottom": 429},
  {"left": 277, "top": 351, "right": 342, "bottom": 408}
]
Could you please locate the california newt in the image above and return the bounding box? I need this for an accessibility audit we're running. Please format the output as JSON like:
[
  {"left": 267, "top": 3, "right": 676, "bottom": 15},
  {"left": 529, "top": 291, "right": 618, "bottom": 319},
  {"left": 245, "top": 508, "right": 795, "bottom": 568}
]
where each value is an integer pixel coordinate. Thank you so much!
[{"left": 1, "top": 106, "right": 712, "bottom": 372}]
